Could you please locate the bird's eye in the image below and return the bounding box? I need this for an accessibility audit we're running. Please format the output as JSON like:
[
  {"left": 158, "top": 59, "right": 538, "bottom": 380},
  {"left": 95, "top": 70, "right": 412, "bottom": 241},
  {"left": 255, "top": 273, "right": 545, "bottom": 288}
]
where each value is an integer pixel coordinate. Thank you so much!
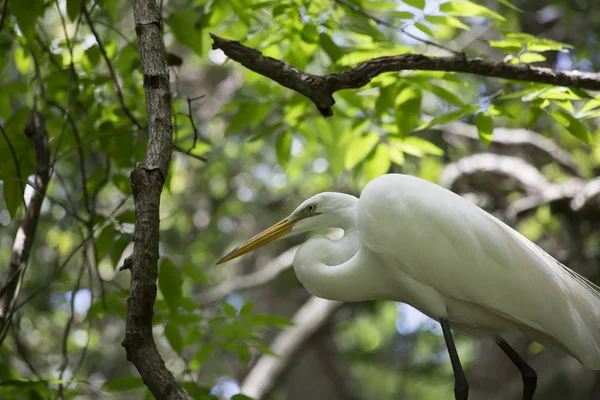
[{"left": 306, "top": 203, "right": 316, "bottom": 213}]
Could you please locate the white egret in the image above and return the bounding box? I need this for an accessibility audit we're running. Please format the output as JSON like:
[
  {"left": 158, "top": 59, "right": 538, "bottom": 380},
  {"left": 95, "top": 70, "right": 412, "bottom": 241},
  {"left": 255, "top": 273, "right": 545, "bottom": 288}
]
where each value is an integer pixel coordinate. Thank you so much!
[{"left": 217, "top": 173, "right": 600, "bottom": 400}]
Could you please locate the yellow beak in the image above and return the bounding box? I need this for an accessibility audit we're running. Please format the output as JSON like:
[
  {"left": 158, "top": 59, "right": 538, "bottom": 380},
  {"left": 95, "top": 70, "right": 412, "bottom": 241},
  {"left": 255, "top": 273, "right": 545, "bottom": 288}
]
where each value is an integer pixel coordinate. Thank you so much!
[{"left": 216, "top": 218, "right": 296, "bottom": 264}]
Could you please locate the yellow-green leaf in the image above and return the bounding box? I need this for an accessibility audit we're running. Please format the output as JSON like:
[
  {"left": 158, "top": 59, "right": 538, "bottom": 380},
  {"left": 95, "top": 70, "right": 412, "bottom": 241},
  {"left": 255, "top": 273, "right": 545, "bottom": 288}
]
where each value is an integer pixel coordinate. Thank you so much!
[
  {"left": 426, "top": 15, "right": 470, "bottom": 30},
  {"left": 275, "top": 131, "right": 293, "bottom": 168},
  {"left": 345, "top": 132, "right": 379, "bottom": 170},
  {"left": 549, "top": 110, "right": 592, "bottom": 144},
  {"left": 365, "top": 144, "right": 391, "bottom": 182},
  {"left": 395, "top": 87, "right": 422, "bottom": 137},
  {"left": 475, "top": 112, "right": 493, "bottom": 145},
  {"left": 440, "top": 1, "right": 505, "bottom": 21},
  {"left": 158, "top": 258, "right": 183, "bottom": 312},
  {"left": 404, "top": 0, "right": 425, "bottom": 9}
]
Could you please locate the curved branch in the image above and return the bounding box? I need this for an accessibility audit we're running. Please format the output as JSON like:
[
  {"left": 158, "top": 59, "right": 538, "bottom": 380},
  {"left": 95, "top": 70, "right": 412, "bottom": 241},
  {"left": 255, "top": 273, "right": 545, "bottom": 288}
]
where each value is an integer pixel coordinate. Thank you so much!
[
  {"left": 435, "top": 120, "right": 584, "bottom": 177},
  {"left": 439, "top": 153, "right": 550, "bottom": 196},
  {"left": 122, "top": 1, "right": 188, "bottom": 399},
  {"left": 210, "top": 34, "right": 600, "bottom": 117},
  {"left": 0, "top": 111, "right": 50, "bottom": 347},
  {"left": 196, "top": 246, "right": 298, "bottom": 305},
  {"left": 240, "top": 297, "right": 343, "bottom": 400}
]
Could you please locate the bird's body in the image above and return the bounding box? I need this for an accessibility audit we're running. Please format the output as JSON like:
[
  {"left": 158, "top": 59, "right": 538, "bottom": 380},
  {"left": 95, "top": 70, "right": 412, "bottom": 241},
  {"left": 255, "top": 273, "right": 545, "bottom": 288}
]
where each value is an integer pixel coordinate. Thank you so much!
[
  {"left": 218, "top": 173, "right": 600, "bottom": 399},
  {"left": 292, "top": 174, "right": 600, "bottom": 369}
]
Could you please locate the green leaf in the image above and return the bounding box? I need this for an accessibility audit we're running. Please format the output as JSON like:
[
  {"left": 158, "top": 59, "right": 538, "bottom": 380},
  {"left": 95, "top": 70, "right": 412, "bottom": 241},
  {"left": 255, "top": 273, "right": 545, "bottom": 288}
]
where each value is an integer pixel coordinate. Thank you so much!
[
  {"left": 403, "top": 0, "right": 425, "bottom": 9},
  {"left": 182, "top": 263, "right": 208, "bottom": 284},
  {"left": 166, "top": 11, "right": 204, "bottom": 56},
  {"left": 345, "top": 132, "right": 379, "bottom": 170},
  {"left": 365, "top": 144, "right": 391, "bottom": 181},
  {"left": 96, "top": 225, "right": 118, "bottom": 260},
  {"left": 232, "top": 395, "right": 255, "bottom": 400},
  {"left": 426, "top": 15, "right": 470, "bottom": 30},
  {"left": 390, "top": 137, "right": 444, "bottom": 157},
  {"left": 103, "top": 377, "right": 145, "bottom": 391},
  {"left": 519, "top": 52, "right": 546, "bottom": 63},
  {"left": 388, "top": 146, "right": 405, "bottom": 165},
  {"left": 495, "top": 0, "right": 523, "bottom": 12},
  {"left": 164, "top": 325, "right": 182, "bottom": 355},
  {"left": 112, "top": 174, "right": 132, "bottom": 195},
  {"left": 580, "top": 98, "right": 600, "bottom": 114},
  {"left": 158, "top": 258, "right": 183, "bottom": 311},
  {"left": 190, "top": 344, "right": 214, "bottom": 371},
  {"left": 240, "top": 302, "right": 255, "bottom": 317},
  {"left": 10, "top": 0, "right": 45, "bottom": 40},
  {"left": 395, "top": 87, "right": 422, "bottom": 136},
  {"left": 475, "top": 112, "right": 493, "bottom": 145},
  {"left": 301, "top": 24, "right": 319, "bottom": 44},
  {"left": 319, "top": 33, "right": 344, "bottom": 63},
  {"left": 415, "top": 23, "right": 433, "bottom": 37},
  {"left": 440, "top": 1, "right": 505, "bottom": 21},
  {"left": 488, "top": 40, "right": 522, "bottom": 53},
  {"left": 417, "top": 105, "right": 479, "bottom": 130},
  {"left": 223, "top": 302, "right": 238, "bottom": 317},
  {"left": 226, "top": 102, "right": 257, "bottom": 136},
  {"left": 111, "top": 234, "right": 131, "bottom": 267},
  {"left": 2, "top": 179, "right": 23, "bottom": 219},
  {"left": 549, "top": 110, "right": 592, "bottom": 144},
  {"left": 275, "top": 131, "right": 293, "bottom": 168},
  {"left": 66, "top": 0, "right": 80, "bottom": 21}
]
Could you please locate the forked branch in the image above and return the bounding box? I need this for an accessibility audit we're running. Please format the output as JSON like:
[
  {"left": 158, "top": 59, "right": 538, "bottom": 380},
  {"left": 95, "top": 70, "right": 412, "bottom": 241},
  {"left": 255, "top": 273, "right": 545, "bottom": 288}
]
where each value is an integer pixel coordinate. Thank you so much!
[{"left": 210, "top": 34, "right": 600, "bottom": 117}]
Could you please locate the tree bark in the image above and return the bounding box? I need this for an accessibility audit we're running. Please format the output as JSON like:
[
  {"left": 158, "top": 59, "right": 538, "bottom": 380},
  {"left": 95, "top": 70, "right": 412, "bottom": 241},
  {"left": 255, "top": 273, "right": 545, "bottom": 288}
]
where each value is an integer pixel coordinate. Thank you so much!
[{"left": 121, "top": 1, "right": 189, "bottom": 398}]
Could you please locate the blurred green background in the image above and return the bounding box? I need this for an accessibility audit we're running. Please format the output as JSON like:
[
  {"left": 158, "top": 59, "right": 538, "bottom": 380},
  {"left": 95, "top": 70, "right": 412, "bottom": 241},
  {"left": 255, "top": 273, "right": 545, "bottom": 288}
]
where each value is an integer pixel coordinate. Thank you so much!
[{"left": 0, "top": 0, "right": 599, "bottom": 399}]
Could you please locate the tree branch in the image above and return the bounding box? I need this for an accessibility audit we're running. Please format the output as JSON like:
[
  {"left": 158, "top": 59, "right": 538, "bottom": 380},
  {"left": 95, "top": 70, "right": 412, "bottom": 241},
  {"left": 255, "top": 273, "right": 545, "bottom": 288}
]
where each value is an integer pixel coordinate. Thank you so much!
[
  {"left": 196, "top": 246, "right": 298, "bottom": 305},
  {"left": 210, "top": 34, "right": 600, "bottom": 117},
  {"left": 121, "top": 1, "right": 189, "bottom": 399},
  {"left": 435, "top": 119, "right": 584, "bottom": 177},
  {"left": 240, "top": 297, "right": 343, "bottom": 399},
  {"left": 0, "top": 110, "right": 50, "bottom": 347}
]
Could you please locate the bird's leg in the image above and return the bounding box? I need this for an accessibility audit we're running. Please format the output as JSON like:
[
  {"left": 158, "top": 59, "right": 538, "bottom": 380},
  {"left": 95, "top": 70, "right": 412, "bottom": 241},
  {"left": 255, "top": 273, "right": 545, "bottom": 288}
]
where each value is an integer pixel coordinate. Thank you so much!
[
  {"left": 440, "top": 318, "right": 469, "bottom": 400},
  {"left": 495, "top": 337, "right": 537, "bottom": 400}
]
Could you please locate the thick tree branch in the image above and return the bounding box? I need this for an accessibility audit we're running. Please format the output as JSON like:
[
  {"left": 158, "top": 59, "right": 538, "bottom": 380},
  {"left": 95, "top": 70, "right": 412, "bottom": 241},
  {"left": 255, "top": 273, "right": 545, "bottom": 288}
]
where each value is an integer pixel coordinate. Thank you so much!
[
  {"left": 240, "top": 297, "right": 343, "bottom": 399},
  {"left": 210, "top": 34, "right": 600, "bottom": 117},
  {"left": 122, "top": 1, "right": 189, "bottom": 399},
  {"left": 196, "top": 246, "right": 298, "bottom": 305},
  {"left": 0, "top": 110, "right": 50, "bottom": 347}
]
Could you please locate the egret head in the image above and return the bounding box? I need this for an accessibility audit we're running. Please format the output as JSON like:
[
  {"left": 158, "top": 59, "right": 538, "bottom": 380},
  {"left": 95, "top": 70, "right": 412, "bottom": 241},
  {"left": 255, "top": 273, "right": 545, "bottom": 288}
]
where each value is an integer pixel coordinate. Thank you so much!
[{"left": 216, "top": 192, "right": 357, "bottom": 264}]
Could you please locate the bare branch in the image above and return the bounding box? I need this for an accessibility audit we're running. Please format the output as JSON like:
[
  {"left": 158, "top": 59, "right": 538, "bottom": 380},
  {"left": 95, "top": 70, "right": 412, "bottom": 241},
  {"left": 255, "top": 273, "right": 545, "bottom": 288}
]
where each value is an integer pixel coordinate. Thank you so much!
[
  {"left": 0, "top": 110, "right": 50, "bottom": 347},
  {"left": 196, "top": 246, "right": 298, "bottom": 305},
  {"left": 122, "top": 1, "right": 189, "bottom": 399},
  {"left": 435, "top": 119, "right": 584, "bottom": 177},
  {"left": 82, "top": 5, "right": 143, "bottom": 129},
  {"left": 440, "top": 153, "right": 551, "bottom": 196},
  {"left": 240, "top": 297, "right": 343, "bottom": 400},
  {"left": 210, "top": 34, "right": 600, "bottom": 117}
]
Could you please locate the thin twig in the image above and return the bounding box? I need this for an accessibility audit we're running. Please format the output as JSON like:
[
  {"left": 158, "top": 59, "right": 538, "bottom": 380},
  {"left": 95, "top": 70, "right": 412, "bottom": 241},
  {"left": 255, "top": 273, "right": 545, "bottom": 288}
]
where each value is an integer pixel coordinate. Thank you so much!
[
  {"left": 0, "top": 0, "right": 8, "bottom": 33},
  {"left": 0, "top": 124, "right": 27, "bottom": 210},
  {"left": 333, "top": 0, "right": 457, "bottom": 54},
  {"left": 82, "top": 5, "right": 143, "bottom": 129}
]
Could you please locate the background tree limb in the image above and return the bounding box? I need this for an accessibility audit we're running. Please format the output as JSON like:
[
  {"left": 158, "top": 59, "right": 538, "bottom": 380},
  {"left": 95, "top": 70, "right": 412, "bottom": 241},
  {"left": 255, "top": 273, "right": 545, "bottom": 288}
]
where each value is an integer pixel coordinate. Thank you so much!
[
  {"left": 121, "top": 1, "right": 189, "bottom": 399},
  {"left": 0, "top": 110, "right": 50, "bottom": 347},
  {"left": 240, "top": 297, "right": 343, "bottom": 399}
]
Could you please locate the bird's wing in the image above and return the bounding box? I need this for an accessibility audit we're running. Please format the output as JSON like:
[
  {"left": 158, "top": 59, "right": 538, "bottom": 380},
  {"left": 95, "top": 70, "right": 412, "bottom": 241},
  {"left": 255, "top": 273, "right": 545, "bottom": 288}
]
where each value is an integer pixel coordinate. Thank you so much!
[{"left": 358, "top": 174, "right": 600, "bottom": 367}]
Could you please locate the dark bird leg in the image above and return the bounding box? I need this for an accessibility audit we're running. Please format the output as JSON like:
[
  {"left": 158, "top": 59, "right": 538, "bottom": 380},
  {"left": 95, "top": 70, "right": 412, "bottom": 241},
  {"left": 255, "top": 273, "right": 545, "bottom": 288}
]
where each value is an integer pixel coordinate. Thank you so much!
[
  {"left": 495, "top": 337, "right": 537, "bottom": 400},
  {"left": 440, "top": 318, "right": 469, "bottom": 400}
]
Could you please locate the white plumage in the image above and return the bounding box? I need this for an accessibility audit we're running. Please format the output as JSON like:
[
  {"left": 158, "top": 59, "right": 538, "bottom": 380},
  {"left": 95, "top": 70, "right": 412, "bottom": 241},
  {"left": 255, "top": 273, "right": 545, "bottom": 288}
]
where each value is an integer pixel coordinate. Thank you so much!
[{"left": 218, "top": 173, "right": 600, "bottom": 399}]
